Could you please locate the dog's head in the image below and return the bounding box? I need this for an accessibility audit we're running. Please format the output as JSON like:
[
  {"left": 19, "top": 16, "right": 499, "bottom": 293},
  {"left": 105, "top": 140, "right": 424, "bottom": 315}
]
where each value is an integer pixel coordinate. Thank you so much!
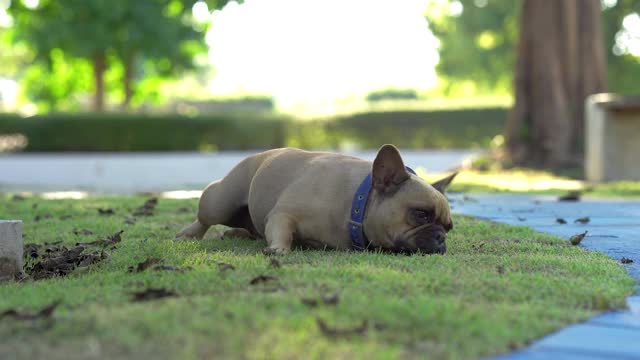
[{"left": 363, "top": 144, "right": 456, "bottom": 254}]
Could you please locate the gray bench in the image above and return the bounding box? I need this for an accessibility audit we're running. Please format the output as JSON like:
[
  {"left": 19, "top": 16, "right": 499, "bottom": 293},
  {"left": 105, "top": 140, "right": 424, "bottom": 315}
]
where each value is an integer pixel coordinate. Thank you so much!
[{"left": 585, "top": 94, "right": 640, "bottom": 182}]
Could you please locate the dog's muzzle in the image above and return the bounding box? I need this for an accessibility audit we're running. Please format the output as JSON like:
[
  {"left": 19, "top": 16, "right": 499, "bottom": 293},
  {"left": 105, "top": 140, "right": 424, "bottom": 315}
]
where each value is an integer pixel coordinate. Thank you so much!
[{"left": 392, "top": 225, "right": 447, "bottom": 255}]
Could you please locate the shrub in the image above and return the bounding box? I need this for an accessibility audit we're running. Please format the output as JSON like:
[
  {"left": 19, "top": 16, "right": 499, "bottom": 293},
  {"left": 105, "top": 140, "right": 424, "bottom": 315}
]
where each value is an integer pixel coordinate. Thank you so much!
[
  {"left": 0, "top": 113, "right": 288, "bottom": 152},
  {"left": 0, "top": 107, "right": 507, "bottom": 152}
]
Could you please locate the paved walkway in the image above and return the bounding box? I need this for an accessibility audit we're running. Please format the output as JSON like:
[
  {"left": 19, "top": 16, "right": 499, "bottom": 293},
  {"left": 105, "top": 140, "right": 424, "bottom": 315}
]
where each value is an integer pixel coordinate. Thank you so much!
[
  {"left": 449, "top": 194, "right": 640, "bottom": 360},
  {"left": 0, "top": 150, "right": 478, "bottom": 193}
]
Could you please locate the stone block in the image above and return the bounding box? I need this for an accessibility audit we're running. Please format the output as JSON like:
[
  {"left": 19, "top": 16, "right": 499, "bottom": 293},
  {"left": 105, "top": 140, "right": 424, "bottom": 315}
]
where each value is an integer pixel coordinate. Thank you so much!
[
  {"left": 0, "top": 220, "right": 23, "bottom": 279},
  {"left": 586, "top": 93, "right": 640, "bottom": 182}
]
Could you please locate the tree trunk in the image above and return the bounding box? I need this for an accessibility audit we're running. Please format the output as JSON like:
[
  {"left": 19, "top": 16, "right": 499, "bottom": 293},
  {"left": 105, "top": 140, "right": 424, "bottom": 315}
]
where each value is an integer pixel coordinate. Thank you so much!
[
  {"left": 93, "top": 53, "right": 106, "bottom": 112},
  {"left": 505, "top": 0, "right": 607, "bottom": 168},
  {"left": 122, "top": 53, "right": 135, "bottom": 109}
]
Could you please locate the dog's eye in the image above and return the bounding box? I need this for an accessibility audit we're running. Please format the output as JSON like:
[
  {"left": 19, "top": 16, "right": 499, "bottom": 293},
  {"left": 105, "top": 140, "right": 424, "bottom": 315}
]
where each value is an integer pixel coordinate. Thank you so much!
[{"left": 413, "top": 209, "right": 432, "bottom": 224}]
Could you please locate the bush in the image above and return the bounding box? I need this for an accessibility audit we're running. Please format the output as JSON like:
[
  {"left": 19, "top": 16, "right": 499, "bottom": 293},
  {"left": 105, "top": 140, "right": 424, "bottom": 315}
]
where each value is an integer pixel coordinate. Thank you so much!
[
  {"left": 291, "top": 108, "right": 508, "bottom": 149},
  {"left": 0, "top": 113, "right": 288, "bottom": 151},
  {"left": 0, "top": 107, "right": 507, "bottom": 152}
]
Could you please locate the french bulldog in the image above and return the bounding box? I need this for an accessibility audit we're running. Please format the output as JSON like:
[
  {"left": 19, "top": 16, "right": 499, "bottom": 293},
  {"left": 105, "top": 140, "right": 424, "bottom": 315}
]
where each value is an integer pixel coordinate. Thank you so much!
[{"left": 176, "top": 144, "right": 457, "bottom": 255}]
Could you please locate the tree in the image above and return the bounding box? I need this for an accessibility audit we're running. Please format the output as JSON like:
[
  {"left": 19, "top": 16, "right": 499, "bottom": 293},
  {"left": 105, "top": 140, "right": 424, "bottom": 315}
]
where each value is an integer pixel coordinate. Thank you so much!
[
  {"left": 426, "top": 0, "right": 640, "bottom": 96},
  {"left": 505, "top": 0, "right": 607, "bottom": 167},
  {"left": 8, "top": 0, "right": 234, "bottom": 111},
  {"left": 602, "top": 0, "right": 640, "bottom": 94},
  {"left": 426, "top": 0, "right": 520, "bottom": 96}
]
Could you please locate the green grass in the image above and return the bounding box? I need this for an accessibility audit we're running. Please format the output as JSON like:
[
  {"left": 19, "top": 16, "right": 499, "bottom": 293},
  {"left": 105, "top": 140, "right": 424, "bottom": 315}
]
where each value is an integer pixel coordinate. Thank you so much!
[{"left": 0, "top": 196, "right": 635, "bottom": 360}]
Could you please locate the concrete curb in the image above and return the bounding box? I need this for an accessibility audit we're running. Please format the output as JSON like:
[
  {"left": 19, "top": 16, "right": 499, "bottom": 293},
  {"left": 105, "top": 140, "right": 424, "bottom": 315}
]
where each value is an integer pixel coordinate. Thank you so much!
[{"left": 0, "top": 220, "right": 23, "bottom": 280}]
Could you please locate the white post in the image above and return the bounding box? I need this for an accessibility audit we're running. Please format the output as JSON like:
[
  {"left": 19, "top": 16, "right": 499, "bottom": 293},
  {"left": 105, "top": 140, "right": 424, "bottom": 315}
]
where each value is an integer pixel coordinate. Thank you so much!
[{"left": 0, "top": 220, "right": 23, "bottom": 280}]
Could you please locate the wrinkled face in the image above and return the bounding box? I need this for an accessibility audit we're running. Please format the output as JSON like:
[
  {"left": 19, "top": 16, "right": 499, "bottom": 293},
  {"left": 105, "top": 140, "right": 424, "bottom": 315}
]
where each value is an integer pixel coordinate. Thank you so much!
[{"left": 364, "top": 176, "right": 453, "bottom": 255}]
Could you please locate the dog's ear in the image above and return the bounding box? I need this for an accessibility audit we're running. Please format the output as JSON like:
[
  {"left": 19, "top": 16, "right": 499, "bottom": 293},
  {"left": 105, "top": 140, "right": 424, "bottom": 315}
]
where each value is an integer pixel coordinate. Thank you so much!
[
  {"left": 431, "top": 172, "right": 458, "bottom": 194},
  {"left": 372, "top": 144, "right": 410, "bottom": 194}
]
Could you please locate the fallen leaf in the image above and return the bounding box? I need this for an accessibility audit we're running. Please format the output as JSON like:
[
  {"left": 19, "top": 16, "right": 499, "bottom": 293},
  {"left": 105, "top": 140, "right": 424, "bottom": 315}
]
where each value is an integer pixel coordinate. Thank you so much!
[
  {"left": 98, "top": 208, "right": 115, "bottom": 215},
  {"left": 316, "top": 319, "right": 368, "bottom": 338},
  {"left": 574, "top": 217, "right": 590, "bottom": 224},
  {"left": 302, "top": 294, "right": 339, "bottom": 307},
  {"left": 133, "top": 197, "right": 158, "bottom": 216},
  {"left": 374, "top": 322, "right": 388, "bottom": 331},
  {"left": 153, "top": 264, "right": 193, "bottom": 272},
  {"left": 569, "top": 231, "right": 588, "bottom": 246},
  {"left": 77, "top": 230, "right": 124, "bottom": 247},
  {"left": 556, "top": 218, "right": 567, "bottom": 224},
  {"left": 24, "top": 243, "right": 40, "bottom": 258},
  {"left": 249, "top": 275, "right": 277, "bottom": 285},
  {"left": 0, "top": 302, "right": 59, "bottom": 321},
  {"left": 621, "top": 257, "right": 634, "bottom": 264},
  {"left": 128, "top": 257, "right": 163, "bottom": 273},
  {"left": 23, "top": 241, "right": 112, "bottom": 280},
  {"left": 218, "top": 263, "right": 236, "bottom": 272},
  {"left": 269, "top": 258, "right": 281, "bottom": 268},
  {"left": 301, "top": 298, "right": 319, "bottom": 307},
  {"left": 72, "top": 228, "right": 94, "bottom": 236},
  {"left": 34, "top": 214, "right": 53, "bottom": 222},
  {"left": 558, "top": 191, "right": 581, "bottom": 202},
  {"left": 130, "top": 288, "right": 178, "bottom": 302},
  {"left": 321, "top": 294, "right": 340, "bottom": 305}
]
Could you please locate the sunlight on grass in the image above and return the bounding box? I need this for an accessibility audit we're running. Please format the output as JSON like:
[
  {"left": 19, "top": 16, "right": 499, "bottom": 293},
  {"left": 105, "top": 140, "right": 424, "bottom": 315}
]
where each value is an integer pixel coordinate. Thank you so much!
[
  {"left": 0, "top": 195, "right": 635, "bottom": 359},
  {"left": 419, "top": 169, "right": 583, "bottom": 192},
  {"left": 420, "top": 168, "right": 640, "bottom": 198}
]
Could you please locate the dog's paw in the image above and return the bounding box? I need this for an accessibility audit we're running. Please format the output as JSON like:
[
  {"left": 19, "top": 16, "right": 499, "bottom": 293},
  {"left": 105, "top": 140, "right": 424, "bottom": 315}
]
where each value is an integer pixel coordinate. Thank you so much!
[
  {"left": 262, "top": 247, "right": 290, "bottom": 256},
  {"left": 175, "top": 221, "right": 208, "bottom": 240}
]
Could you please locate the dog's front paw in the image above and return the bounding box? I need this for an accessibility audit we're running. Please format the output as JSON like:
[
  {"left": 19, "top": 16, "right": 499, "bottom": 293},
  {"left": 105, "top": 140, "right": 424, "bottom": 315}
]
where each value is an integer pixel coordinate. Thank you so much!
[
  {"left": 262, "top": 247, "right": 290, "bottom": 256},
  {"left": 175, "top": 221, "right": 208, "bottom": 241}
]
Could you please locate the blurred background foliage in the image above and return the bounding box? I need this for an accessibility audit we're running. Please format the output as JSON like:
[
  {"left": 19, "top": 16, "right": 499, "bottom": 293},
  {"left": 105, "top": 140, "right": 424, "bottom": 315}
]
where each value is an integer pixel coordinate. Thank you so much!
[
  {"left": 426, "top": 0, "right": 640, "bottom": 97},
  {"left": 2, "top": 0, "right": 237, "bottom": 111},
  {"left": 0, "top": 0, "right": 639, "bottom": 152},
  {"left": 0, "top": 108, "right": 504, "bottom": 151}
]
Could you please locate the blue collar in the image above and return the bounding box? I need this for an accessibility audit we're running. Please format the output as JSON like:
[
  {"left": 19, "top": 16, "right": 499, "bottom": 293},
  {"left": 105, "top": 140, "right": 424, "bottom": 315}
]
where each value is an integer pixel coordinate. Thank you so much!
[{"left": 349, "top": 167, "right": 416, "bottom": 251}]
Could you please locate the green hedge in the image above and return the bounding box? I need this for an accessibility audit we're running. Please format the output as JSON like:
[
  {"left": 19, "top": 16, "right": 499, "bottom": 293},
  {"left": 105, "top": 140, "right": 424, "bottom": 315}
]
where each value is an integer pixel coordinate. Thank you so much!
[
  {"left": 0, "top": 113, "right": 288, "bottom": 151},
  {"left": 0, "top": 108, "right": 507, "bottom": 152},
  {"left": 291, "top": 108, "right": 508, "bottom": 149}
]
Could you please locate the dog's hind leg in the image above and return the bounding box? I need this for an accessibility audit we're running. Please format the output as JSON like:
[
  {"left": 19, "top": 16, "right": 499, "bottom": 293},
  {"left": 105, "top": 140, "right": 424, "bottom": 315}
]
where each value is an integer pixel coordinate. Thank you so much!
[{"left": 176, "top": 156, "right": 261, "bottom": 240}]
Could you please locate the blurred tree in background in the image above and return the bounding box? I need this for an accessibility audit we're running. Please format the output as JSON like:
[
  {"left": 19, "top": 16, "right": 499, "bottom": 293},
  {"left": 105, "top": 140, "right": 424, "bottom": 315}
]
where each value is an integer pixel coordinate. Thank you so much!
[
  {"left": 602, "top": 0, "right": 640, "bottom": 94},
  {"left": 427, "top": 0, "right": 640, "bottom": 97},
  {"left": 429, "top": 0, "right": 640, "bottom": 167},
  {"left": 426, "top": 0, "right": 519, "bottom": 97},
  {"left": 506, "top": 0, "right": 606, "bottom": 168},
  {"left": 6, "top": 0, "right": 234, "bottom": 111}
]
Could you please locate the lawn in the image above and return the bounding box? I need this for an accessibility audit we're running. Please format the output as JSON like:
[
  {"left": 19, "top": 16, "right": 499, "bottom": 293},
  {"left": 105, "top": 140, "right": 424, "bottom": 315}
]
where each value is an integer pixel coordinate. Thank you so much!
[{"left": 0, "top": 195, "right": 635, "bottom": 360}]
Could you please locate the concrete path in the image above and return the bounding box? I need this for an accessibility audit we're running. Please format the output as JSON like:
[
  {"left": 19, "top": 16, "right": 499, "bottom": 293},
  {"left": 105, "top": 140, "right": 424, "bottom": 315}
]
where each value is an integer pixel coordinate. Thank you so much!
[
  {"left": 0, "top": 150, "right": 478, "bottom": 193},
  {"left": 449, "top": 194, "right": 640, "bottom": 360}
]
